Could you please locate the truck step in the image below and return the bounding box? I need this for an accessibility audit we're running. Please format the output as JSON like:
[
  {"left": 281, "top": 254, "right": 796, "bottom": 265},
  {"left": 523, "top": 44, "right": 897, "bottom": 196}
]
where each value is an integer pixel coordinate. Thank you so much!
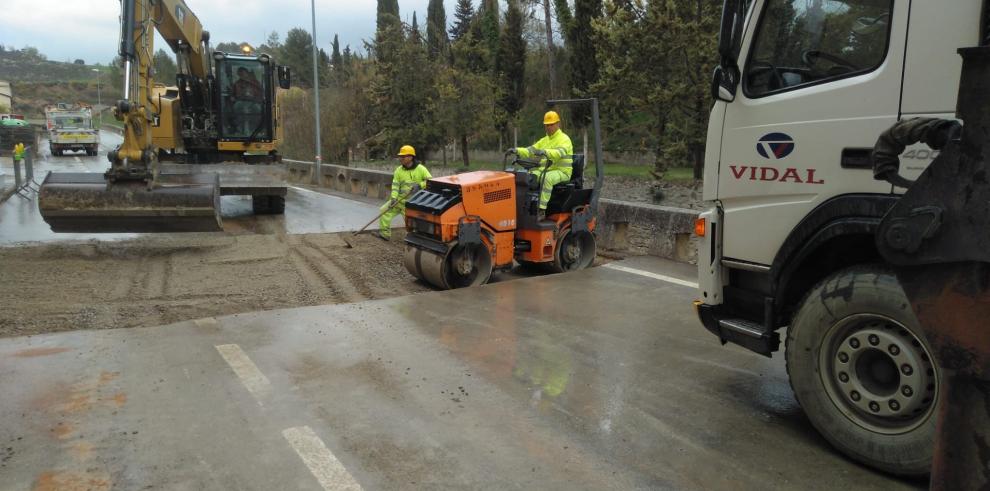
[
  {"left": 717, "top": 318, "right": 766, "bottom": 338},
  {"left": 716, "top": 318, "right": 780, "bottom": 357}
]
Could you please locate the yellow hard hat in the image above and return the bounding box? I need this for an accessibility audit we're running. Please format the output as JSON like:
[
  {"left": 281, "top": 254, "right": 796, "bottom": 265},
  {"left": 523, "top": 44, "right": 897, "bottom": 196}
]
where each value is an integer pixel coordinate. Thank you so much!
[
  {"left": 397, "top": 145, "right": 416, "bottom": 157},
  {"left": 543, "top": 111, "right": 561, "bottom": 125}
]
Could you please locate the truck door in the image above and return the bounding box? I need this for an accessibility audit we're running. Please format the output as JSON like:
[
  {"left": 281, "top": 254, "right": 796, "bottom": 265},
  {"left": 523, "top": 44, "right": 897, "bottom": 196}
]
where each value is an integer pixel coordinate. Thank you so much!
[{"left": 717, "top": 0, "right": 906, "bottom": 265}]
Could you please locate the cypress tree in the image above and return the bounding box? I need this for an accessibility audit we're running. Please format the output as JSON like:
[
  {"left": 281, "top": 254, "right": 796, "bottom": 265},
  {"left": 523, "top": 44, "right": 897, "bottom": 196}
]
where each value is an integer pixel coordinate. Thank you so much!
[
  {"left": 496, "top": 0, "right": 526, "bottom": 131},
  {"left": 427, "top": 0, "right": 449, "bottom": 61}
]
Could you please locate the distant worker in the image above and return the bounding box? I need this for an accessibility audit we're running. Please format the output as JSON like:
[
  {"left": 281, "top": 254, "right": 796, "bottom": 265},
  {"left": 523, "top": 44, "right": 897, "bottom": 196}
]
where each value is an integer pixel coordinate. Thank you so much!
[
  {"left": 378, "top": 145, "right": 431, "bottom": 241},
  {"left": 13, "top": 142, "right": 25, "bottom": 164},
  {"left": 506, "top": 111, "right": 573, "bottom": 215},
  {"left": 232, "top": 66, "right": 263, "bottom": 134}
]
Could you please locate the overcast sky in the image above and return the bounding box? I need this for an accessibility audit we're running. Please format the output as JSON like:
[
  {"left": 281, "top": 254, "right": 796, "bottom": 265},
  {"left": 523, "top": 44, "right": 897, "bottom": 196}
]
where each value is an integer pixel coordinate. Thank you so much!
[{"left": 3, "top": 0, "right": 461, "bottom": 65}]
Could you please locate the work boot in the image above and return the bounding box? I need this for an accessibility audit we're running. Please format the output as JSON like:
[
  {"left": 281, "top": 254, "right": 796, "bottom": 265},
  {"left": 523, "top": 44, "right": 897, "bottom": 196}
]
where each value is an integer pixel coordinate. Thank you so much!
[{"left": 375, "top": 232, "right": 390, "bottom": 242}]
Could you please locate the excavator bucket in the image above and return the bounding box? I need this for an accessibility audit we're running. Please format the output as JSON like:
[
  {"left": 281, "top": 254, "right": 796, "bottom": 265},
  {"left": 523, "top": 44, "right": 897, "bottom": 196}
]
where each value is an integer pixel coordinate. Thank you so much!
[{"left": 38, "top": 172, "right": 222, "bottom": 233}]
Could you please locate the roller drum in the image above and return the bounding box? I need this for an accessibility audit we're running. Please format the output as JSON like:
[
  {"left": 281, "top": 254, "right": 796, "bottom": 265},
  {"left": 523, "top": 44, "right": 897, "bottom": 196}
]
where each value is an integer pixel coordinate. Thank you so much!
[
  {"left": 38, "top": 172, "right": 222, "bottom": 233},
  {"left": 404, "top": 244, "right": 449, "bottom": 289}
]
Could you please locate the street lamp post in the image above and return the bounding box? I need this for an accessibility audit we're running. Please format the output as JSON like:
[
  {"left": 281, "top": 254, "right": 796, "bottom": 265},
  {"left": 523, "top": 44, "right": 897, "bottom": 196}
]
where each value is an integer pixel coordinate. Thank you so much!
[
  {"left": 310, "top": 0, "right": 322, "bottom": 183},
  {"left": 91, "top": 68, "right": 102, "bottom": 128}
]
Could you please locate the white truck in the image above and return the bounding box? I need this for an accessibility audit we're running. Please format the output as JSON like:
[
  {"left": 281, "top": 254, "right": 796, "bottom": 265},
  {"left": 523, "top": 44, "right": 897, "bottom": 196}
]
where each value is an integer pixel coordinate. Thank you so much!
[
  {"left": 45, "top": 103, "right": 99, "bottom": 156},
  {"left": 695, "top": 0, "right": 984, "bottom": 476}
]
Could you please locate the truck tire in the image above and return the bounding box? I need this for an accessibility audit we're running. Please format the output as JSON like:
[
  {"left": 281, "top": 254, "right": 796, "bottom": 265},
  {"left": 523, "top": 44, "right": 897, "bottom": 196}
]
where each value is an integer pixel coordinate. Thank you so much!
[
  {"left": 786, "top": 265, "right": 938, "bottom": 476},
  {"left": 252, "top": 195, "right": 285, "bottom": 215}
]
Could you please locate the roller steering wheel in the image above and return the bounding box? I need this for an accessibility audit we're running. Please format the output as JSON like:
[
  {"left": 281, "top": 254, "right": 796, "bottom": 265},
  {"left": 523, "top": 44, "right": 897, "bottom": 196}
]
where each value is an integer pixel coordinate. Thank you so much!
[
  {"left": 801, "top": 50, "right": 859, "bottom": 73},
  {"left": 503, "top": 154, "right": 543, "bottom": 171}
]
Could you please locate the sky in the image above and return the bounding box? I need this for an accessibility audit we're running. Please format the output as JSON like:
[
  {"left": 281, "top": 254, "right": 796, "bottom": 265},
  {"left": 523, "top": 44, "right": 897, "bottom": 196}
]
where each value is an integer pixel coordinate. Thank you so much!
[{"left": 3, "top": 0, "right": 461, "bottom": 65}]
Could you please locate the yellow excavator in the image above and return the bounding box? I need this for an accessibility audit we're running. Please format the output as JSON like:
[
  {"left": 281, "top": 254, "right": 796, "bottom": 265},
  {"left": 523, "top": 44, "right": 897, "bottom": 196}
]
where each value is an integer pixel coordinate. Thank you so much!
[{"left": 38, "top": 0, "right": 291, "bottom": 232}]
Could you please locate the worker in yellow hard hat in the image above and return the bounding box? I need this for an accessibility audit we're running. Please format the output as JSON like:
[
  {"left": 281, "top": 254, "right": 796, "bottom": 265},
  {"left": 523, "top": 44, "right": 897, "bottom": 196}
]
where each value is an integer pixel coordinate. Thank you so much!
[
  {"left": 378, "top": 145, "right": 431, "bottom": 241},
  {"left": 506, "top": 110, "right": 573, "bottom": 215}
]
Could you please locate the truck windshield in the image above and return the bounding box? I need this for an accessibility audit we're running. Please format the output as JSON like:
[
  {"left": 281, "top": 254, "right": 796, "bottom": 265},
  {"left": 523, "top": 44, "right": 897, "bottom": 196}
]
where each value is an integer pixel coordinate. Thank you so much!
[
  {"left": 744, "top": 0, "right": 892, "bottom": 97},
  {"left": 219, "top": 60, "right": 269, "bottom": 140}
]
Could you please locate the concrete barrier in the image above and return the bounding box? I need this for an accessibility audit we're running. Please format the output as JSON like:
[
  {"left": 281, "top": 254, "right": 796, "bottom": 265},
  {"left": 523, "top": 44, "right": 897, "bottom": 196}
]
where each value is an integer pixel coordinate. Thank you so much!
[{"left": 282, "top": 159, "right": 699, "bottom": 263}]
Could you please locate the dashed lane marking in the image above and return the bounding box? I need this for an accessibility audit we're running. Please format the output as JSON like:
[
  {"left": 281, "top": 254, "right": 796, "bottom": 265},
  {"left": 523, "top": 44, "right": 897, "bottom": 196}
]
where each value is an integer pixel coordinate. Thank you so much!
[
  {"left": 283, "top": 426, "right": 363, "bottom": 491},
  {"left": 214, "top": 344, "right": 272, "bottom": 405},
  {"left": 602, "top": 263, "right": 699, "bottom": 289}
]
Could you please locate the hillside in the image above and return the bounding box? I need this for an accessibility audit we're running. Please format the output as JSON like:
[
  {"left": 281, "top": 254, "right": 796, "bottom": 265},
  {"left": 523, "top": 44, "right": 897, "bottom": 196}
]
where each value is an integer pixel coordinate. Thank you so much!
[{"left": 0, "top": 47, "right": 111, "bottom": 118}]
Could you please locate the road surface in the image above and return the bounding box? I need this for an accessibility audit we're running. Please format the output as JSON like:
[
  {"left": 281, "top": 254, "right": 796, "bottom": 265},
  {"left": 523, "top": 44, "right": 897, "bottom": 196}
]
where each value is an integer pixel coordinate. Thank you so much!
[
  {"left": 0, "top": 256, "right": 921, "bottom": 490},
  {"left": 0, "top": 131, "right": 401, "bottom": 245}
]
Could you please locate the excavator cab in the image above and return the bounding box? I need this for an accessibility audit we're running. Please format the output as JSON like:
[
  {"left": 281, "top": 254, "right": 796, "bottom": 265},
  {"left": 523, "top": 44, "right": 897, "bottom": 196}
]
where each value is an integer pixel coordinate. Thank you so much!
[
  {"left": 215, "top": 54, "right": 279, "bottom": 145},
  {"left": 37, "top": 0, "right": 292, "bottom": 234}
]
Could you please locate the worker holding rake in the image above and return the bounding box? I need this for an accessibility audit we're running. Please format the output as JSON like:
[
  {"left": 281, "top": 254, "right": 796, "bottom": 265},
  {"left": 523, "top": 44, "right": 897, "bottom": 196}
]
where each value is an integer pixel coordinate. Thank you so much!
[{"left": 378, "top": 145, "right": 431, "bottom": 241}]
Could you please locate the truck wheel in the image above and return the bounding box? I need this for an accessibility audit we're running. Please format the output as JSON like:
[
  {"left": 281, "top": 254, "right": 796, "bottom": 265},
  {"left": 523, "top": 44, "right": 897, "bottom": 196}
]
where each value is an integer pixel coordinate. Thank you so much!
[{"left": 785, "top": 265, "right": 938, "bottom": 476}]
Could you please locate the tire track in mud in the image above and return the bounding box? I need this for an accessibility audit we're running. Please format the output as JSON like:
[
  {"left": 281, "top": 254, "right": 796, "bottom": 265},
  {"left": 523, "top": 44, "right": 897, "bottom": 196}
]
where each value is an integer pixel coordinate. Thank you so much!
[
  {"left": 287, "top": 248, "right": 343, "bottom": 303},
  {"left": 301, "top": 235, "right": 381, "bottom": 300},
  {"left": 293, "top": 239, "right": 367, "bottom": 304}
]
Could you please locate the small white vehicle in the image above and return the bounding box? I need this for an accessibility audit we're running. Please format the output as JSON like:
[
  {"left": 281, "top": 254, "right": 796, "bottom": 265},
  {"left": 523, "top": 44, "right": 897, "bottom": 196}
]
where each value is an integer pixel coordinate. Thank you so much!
[
  {"left": 45, "top": 103, "right": 99, "bottom": 156},
  {"left": 695, "top": 0, "right": 984, "bottom": 476}
]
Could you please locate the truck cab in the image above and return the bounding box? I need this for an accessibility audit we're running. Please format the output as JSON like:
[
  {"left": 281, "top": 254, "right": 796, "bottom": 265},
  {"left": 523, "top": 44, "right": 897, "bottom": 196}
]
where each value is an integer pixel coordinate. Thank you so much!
[{"left": 695, "top": 0, "right": 985, "bottom": 476}]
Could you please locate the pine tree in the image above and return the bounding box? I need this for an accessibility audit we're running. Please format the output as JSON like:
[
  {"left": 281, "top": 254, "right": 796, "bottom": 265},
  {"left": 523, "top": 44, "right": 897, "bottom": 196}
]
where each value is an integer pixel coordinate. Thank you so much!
[
  {"left": 450, "top": 0, "right": 475, "bottom": 41},
  {"left": 427, "top": 0, "right": 449, "bottom": 61}
]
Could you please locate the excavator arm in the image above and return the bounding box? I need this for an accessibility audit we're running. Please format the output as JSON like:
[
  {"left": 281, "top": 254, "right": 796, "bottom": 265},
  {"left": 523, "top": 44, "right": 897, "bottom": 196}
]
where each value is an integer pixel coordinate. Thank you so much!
[{"left": 38, "top": 0, "right": 226, "bottom": 233}]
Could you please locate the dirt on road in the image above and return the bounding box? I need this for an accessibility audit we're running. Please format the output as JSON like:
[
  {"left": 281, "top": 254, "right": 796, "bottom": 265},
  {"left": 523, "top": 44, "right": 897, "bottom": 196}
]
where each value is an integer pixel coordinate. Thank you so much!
[{"left": 0, "top": 230, "right": 434, "bottom": 338}]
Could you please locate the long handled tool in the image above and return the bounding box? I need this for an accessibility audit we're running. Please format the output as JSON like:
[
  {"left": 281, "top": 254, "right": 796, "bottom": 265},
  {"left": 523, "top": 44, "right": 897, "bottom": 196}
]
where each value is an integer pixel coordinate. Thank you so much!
[{"left": 342, "top": 189, "right": 415, "bottom": 248}]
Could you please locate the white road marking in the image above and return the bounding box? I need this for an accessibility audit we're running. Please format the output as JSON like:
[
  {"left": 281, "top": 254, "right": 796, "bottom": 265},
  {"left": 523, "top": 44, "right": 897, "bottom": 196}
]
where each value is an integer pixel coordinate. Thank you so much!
[
  {"left": 73, "top": 156, "right": 81, "bottom": 163},
  {"left": 194, "top": 317, "right": 219, "bottom": 329},
  {"left": 602, "top": 263, "right": 699, "bottom": 289},
  {"left": 214, "top": 344, "right": 272, "bottom": 405},
  {"left": 283, "top": 426, "right": 363, "bottom": 491}
]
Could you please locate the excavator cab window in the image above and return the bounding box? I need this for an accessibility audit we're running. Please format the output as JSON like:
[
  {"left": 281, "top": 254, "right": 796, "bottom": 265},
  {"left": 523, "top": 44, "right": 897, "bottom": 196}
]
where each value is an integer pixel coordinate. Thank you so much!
[{"left": 217, "top": 58, "right": 271, "bottom": 141}]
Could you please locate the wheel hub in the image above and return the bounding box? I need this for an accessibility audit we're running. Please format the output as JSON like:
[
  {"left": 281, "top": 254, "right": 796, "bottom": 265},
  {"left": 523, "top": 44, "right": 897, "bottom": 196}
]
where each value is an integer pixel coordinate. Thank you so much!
[{"left": 822, "top": 315, "right": 937, "bottom": 434}]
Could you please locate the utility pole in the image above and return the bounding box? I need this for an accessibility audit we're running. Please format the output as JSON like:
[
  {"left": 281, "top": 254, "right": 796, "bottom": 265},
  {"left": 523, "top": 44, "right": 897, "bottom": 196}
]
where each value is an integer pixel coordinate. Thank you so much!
[
  {"left": 310, "top": 0, "right": 322, "bottom": 183},
  {"left": 91, "top": 68, "right": 102, "bottom": 128}
]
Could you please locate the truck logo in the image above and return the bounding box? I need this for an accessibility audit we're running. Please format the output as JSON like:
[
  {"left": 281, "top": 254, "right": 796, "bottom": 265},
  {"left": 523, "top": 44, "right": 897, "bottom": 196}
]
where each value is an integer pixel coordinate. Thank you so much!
[{"left": 756, "top": 133, "right": 795, "bottom": 160}]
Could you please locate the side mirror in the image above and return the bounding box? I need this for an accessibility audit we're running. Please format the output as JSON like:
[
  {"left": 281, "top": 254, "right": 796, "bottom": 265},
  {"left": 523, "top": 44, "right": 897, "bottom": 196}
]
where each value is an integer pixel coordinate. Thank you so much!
[
  {"left": 277, "top": 66, "right": 291, "bottom": 89},
  {"left": 711, "top": 66, "right": 737, "bottom": 102}
]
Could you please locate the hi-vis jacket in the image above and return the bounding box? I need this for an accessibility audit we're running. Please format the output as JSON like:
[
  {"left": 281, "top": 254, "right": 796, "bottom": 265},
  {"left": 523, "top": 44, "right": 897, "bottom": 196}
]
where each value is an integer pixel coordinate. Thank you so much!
[
  {"left": 515, "top": 129, "right": 574, "bottom": 177},
  {"left": 390, "top": 163, "right": 432, "bottom": 202}
]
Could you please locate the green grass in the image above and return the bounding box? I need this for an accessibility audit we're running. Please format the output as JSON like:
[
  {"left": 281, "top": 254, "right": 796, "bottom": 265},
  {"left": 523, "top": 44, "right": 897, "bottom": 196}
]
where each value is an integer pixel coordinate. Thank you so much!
[{"left": 101, "top": 119, "right": 124, "bottom": 130}]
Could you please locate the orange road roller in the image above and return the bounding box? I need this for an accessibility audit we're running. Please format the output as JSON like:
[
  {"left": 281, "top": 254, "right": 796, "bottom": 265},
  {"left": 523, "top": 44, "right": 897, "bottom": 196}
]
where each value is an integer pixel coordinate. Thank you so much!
[{"left": 404, "top": 98, "right": 604, "bottom": 289}]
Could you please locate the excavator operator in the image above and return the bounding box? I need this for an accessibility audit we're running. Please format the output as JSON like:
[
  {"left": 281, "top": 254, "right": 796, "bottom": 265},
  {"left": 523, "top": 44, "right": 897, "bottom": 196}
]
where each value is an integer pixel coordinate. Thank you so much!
[
  {"left": 506, "top": 110, "right": 574, "bottom": 216},
  {"left": 232, "top": 66, "right": 264, "bottom": 135}
]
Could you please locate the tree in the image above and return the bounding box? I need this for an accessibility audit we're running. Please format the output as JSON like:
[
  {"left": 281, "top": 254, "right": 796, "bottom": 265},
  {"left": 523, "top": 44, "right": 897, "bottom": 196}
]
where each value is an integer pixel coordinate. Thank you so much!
[
  {"left": 152, "top": 49, "right": 178, "bottom": 84},
  {"left": 377, "top": 0, "right": 401, "bottom": 34},
  {"left": 478, "top": 0, "right": 500, "bottom": 70},
  {"left": 214, "top": 42, "right": 242, "bottom": 54},
  {"left": 281, "top": 28, "right": 325, "bottom": 88},
  {"left": 73, "top": 59, "right": 85, "bottom": 65},
  {"left": 259, "top": 31, "right": 283, "bottom": 59},
  {"left": 495, "top": 0, "right": 526, "bottom": 136},
  {"left": 411, "top": 12, "right": 421, "bottom": 43},
  {"left": 434, "top": 65, "right": 493, "bottom": 166},
  {"left": 450, "top": 0, "right": 475, "bottom": 41},
  {"left": 568, "top": 0, "right": 602, "bottom": 126},
  {"left": 427, "top": 0, "right": 449, "bottom": 61},
  {"left": 593, "top": 0, "right": 720, "bottom": 177}
]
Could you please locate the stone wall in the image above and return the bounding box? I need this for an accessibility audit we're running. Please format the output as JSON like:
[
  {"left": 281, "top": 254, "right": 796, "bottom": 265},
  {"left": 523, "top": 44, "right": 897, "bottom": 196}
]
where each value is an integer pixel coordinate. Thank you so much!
[{"left": 283, "top": 160, "right": 699, "bottom": 263}]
